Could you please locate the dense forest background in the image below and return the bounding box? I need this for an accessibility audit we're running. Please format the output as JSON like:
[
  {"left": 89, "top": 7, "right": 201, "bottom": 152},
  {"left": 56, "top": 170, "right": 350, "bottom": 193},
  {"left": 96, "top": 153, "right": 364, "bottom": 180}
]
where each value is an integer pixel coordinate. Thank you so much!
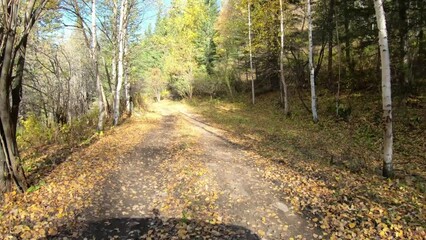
[
  {"left": 6, "top": 0, "right": 423, "bottom": 177},
  {"left": 0, "top": 0, "right": 425, "bottom": 238}
]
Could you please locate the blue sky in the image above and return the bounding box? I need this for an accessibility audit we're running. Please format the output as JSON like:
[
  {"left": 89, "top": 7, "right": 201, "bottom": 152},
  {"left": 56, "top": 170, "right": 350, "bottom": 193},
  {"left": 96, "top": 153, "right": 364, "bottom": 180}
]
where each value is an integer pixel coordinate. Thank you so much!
[
  {"left": 61, "top": 0, "right": 220, "bottom": 40},
  {"left": 141, "top": 0, "right": 222, "bottom": 33},
  {"left": 140, "top": 0, "right": 171, "bottom": 34},
  {"left": 61, "top": 0, "right": 171, "bottom": 39}
]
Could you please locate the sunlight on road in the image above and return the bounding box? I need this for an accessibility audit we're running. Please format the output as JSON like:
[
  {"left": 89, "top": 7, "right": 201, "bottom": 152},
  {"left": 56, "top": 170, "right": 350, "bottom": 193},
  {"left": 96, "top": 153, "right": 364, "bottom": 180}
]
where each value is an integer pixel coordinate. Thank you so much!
[{"left": 151, "top": 100, "right": 189, "bottom": 116}]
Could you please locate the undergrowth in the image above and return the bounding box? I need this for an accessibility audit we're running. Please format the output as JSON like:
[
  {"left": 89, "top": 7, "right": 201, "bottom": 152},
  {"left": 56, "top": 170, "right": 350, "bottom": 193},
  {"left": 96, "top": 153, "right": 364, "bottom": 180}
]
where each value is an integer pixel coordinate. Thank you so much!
[{"left": 17, "top": 109, "right": 100, "bottom": 150}]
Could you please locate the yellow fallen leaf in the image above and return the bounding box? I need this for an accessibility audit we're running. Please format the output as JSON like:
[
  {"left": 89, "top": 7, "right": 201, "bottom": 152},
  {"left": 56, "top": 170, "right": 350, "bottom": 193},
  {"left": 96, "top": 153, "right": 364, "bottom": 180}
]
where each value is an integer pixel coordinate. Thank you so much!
[
  {"left": 20, "top": 230, "right": 32, "bottom": 239},
  {"left": 178, "top": 229, "right": 187, "bottom": 238},
  {"left": 349, "top": 222, "right": 356, "bottom": 228},
  {"left": 48, "top": 227, "right": 58, "bottom": 236},
  {"left": 12, "top": 225, "right": 30, "bottom": 234}
]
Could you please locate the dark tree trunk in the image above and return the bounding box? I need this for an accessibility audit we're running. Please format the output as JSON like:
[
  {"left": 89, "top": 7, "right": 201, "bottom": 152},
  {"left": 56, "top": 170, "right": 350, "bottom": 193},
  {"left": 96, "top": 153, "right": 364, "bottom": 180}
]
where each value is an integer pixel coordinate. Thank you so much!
[
  {"left": 342, "top": 1, "right": 354, "bottom": 75},
  {"left": 0, "top": 0, "right": 48, "bottom": 193},
  {"left": 11, "top": 35, "right": 29, "bottom": 135},
  {"left": 0, "top": 32, "right": 28, "bottom": 193},
  {"left": 397, "top": 0, "right": 409, "bottom": 87},
  {"left": 0, "top": 147, "right": 12, "bottom": 193},
  {"left": 418, "top": 0, "right": 425, "bottom": 58},
  {"left": 327, "top": 0, "right": 335, "bottom": 88}
]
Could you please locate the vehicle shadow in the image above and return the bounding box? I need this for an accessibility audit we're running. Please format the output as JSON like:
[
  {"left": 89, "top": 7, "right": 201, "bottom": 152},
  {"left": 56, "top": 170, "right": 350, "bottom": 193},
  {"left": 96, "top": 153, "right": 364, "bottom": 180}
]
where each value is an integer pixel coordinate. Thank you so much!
[{"left": 54, "top": 216, "right": 260, "bottom": 240}]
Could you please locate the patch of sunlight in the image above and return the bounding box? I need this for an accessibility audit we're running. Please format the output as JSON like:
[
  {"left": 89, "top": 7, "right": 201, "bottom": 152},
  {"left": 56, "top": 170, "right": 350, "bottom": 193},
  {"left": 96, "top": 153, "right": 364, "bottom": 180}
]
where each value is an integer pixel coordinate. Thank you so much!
[
  {"left": 142, "top": 111, "right": 163, "bottom": 121},
  {"left": 175, "top": 117, "right": 201, "bottom": 149},
  {"left": 176, "top": 117, "right": 201, "bottom": 138},
  {"left": 243, "top": 133, "right": 262, "bottom": 141},
  {"left": 284, "top": 129, "right": 302, "bottom": 138},
  {"left": 216, "top": 103, "right": 241, "bottom": 112},
  {"left": 151, "top": 100, "right": 189, "bottom": 115}
]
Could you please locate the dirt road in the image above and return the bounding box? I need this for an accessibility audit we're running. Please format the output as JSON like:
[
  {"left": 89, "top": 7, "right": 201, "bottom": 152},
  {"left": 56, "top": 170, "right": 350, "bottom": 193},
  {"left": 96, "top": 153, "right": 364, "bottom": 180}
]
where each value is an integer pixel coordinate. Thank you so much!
[{"left": 71, "top": 101, "right": 317, "bottom": 239}]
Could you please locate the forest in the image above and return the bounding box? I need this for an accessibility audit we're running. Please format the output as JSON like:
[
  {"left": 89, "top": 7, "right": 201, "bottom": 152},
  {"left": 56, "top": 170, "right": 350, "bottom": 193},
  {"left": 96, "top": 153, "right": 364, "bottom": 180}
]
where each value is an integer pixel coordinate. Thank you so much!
[{"left": 0, "top": 0, "right": 425, "bottom": 239}]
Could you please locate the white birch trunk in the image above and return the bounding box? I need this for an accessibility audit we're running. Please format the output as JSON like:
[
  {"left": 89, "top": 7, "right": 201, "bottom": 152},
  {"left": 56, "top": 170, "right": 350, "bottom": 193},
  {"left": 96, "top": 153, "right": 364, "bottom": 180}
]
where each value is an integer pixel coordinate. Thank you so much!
[
  {"left": 113, "top": 0, "right": 128, "bottom": 126},
  {"left": 111, "top": 0, "right": 118, "bottom": 96},
  {"left": 248, "top": 1, "right": 255, "bottom": 105},
  {"left": 280, "top": 0, "right": 289, "bottom": 114},
  {"left": 111, "top": 54, "right": 117, "bottom": 95},
  {"left": 308, "top": 0, "right": 318, "bottom": 123},
  {"left": 92, "top": 0, "right": 105, "bottom": 131},
  {"left": 374, "top": 0, "right": 393, "bottom": 177},
  {"left": 124, "top": 40, "right": 131, "bottom": 113},
  {"left": 101, "top": 80, "right": 108, "bottom": 116},
  {"left": 403, "top": 40, "right": 409, "bottom": 84}
]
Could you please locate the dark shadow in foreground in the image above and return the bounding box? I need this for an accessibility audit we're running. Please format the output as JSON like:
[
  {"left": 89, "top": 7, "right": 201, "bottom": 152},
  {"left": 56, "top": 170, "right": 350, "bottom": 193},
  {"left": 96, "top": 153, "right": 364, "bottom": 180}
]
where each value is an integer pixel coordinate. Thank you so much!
[{"left": 54, "top": 217, "right": 260, "bottom": 240}]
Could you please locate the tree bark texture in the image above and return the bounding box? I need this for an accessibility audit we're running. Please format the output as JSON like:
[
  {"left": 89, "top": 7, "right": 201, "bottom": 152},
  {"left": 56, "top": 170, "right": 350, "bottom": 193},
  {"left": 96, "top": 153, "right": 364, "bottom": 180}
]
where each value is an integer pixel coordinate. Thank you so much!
[
  {"left": 114, "top": 0, "right": 128, "bottom": 126},
  {"left": 92, "top": 0, "right": 105, "bottom": 132},
  {"left": 374, "top": 0, "right": 394, "bottom": 178},
  {"left": 280, "top": 0, "right": 289, "bottom": 114},
  {"left": 308, "top": 0, "right": 319, "bottom": 123},
  {"left": 0, "top": 0, "right": 48, "bottom": 193},
  {"left": 248, "top": 1, "right": 255, "bottom": 105}
]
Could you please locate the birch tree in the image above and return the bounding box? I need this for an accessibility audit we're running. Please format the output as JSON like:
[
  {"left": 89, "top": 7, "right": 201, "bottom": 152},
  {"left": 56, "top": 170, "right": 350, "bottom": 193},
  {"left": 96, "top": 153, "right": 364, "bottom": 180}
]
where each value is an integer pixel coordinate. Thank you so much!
[
  {"left": 63, "top": 0, "right": 107, "bottom": 130},
  {"left": 279, "top": 0, "right": 289, "bottom": 114},
  {"left": 124, "top": 43, "right": 131, "bottom": 113},
  {"left": 374, "top": 0, "right": 393, "bottom": 178},
  {"left": 92, "top": 0, "right": 106, "bottom": 131},
  {"left": 113, "top": 0, "right": 128, "bottom": 126},
  {"left": 111, "top": 0, "right": 119, "bottom": 98},
  {"left": 308, "top": 0, "right": 318, "bottom": 122}
]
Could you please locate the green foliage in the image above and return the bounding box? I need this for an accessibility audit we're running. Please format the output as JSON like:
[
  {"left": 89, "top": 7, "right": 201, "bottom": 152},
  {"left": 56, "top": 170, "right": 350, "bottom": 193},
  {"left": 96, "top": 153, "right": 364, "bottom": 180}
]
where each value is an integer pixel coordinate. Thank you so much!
[
  {"left": 336, "top": 104, "right": 352, "bottom": 120},
  {"left": 181, "top": 210, "right": 189, "bottom": 223},
  {"left": 134, "top": 0, "right": 218, "bottom": 100},
  {"left": 194, "top": 73, "right": 221, "bottom": 97},
  {"left": 26, "top": 181, "right": 46, "bottom": 193},
  {"left": 171, "top": 76, "right": 195, "bottom": 99}
]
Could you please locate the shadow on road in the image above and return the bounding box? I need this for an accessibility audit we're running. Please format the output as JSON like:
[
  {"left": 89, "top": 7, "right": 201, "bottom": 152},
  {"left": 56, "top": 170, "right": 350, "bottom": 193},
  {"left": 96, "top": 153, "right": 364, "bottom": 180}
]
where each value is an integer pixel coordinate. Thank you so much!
[{"left": 56, "top": 216, "right": 260, "bottom": 240}]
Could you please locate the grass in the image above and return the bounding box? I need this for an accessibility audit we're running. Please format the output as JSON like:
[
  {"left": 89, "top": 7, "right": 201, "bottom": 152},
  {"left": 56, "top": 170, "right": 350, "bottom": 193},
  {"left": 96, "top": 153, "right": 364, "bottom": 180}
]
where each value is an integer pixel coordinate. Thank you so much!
[
  {"left": 188, "top": 91, "right": 425, "bottom": 183},
  {"left": 186, "top": 90, "right": 425, "bottom": 238}
]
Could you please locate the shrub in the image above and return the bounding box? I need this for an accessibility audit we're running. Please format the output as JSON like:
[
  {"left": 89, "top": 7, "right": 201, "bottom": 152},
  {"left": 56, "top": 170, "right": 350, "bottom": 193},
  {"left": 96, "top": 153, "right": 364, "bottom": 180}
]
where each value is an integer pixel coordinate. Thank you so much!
[
  {"left": 17, "top": 109, "right": 100, "bottom": 149},
  {"left": 17, "top": 114, "right": 54, "bottom": 149}
]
